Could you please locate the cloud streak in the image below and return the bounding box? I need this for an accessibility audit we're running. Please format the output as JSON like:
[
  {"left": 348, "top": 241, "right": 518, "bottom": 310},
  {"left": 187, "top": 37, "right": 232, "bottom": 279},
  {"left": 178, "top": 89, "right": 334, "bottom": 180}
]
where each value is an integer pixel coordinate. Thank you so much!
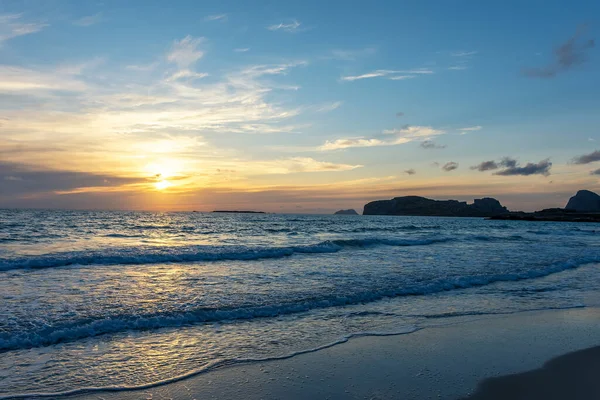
[
  {"left": 494, "top": 159, "right": 552, "bottom": 176},
  {"left": 470, "top": 160, "right": 499, "bottom": 171},
  {"left": 470, "top": 157, "right": 551, "bottom": 176},
  {"left": 571, "top": 150, "right": 600, "bottom": 164},
  {"left": 320, "top": 125, "right": 445, "bottom": 150},
  {"left": 459, "top": 126, "right": 482, "bottom": 134},
  {"left": 341, "top": 69, "right": 433, "bottom": 81},
  {"left": 73, "top": 13, "right": 102, "bottom": 27},
  {"left": 442, "top": 162, "right": 459, "bottom": 172},
  {"left": 420, "top": 140, "right": 446, "bottom": 149},
  {"left": 0, "top": 14, "right": 47, "bottom": 44},
  {"left": 167, "top": 36, "right": 205, "bottom": 68},
  {"left": 204, "top": 14, "right": 227, "bottom": 22},
  {"left": 524, "top": 27, "right": 595, "bottom": 78},
  {"left": 267, "top": 20, "right": 302, "bottom": 33}
]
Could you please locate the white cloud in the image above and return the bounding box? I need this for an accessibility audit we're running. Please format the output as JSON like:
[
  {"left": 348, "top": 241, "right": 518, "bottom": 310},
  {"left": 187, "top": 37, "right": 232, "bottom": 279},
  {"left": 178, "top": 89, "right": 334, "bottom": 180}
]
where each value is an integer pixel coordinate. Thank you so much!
[
  {"left": 167, "top": 36, "right": 205, "bottom": 68},
  {"left": 451, "top": 51, "right": 477, "bottom": 57},
  {"left": 237, "top": 61, "right": 307, "bottom": 79},
  {"left": 341, "top": 68, "right": 433, "bottom": 81},
  {"left": 448, "top": 65, "right": 468, "bottom": 70},
  {"left": 125, "top": 62, "right": 159, "bottom": 72},
  {"left": 0, "top": 65, "right": 87, "bottom": 92},
  {"left": 319, "top": 138, "right": 386, "bottom": 151},
  {"left": 383, "top": 125, "right": 444, "bottom": 137},
  {"left": 267, "top": 20, "right": 301, "bottom": 33},
  {"left": 0, "top": 14, "right": 47, "bottom": 44},
  {"left": 204, "top": 14, "right": 227, "bottom": 22},
  {"left": 73, "top": 13, "right": 102, "bottom": 27},
  {"left": 234, "top": 48, "right": 250, "bottom": 52},
  {"left": 258, "top": 157, "right": 362, "bottom": 174},
  {"left": 328, "top": 47, "right": 376, "bottom": 61},
  {"left": 459, "top": 126, "right": 482, "bottom": 134},
  {"left": 388, "top": 75, "right": 417, "bottom": 80},
  {"left": 315, "top": 101, "right": 342, "bottom": 113},
  {"left": 320, "top": 125, "right": 444, "bottom": 151},
  {"left": 166, "top": 69, "right": 209, "bottom": 81}
]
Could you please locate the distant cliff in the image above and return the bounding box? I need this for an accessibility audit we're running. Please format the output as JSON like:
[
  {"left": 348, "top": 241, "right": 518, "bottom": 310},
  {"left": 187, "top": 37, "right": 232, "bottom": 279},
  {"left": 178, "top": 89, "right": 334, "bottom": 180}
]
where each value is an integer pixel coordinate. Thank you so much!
[
  {"left": 565, "top": 190, "right": 600, "bottom": 212},
  {"left": 490, "top": 190, "right": 600, "bottom": 222},
  {"left": 334, "top": 209, "right": 359, "bottom": 215},
  {"left": 362, "top": 196, "right": 508, "bottom": 217}
]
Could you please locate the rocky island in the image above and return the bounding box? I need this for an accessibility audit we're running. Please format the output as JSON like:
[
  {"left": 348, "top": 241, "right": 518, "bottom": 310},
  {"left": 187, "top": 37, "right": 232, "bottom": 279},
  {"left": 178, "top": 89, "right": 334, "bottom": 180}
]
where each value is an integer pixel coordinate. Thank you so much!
[
  {"left": 490, "top": 189, "right": 600, "bottom": 222},
  {"left": 363, "top": 196, "right": 508, "bottom": 217},
  {"left": 334, "top": 209, "right": 359, "bottom": 215}
]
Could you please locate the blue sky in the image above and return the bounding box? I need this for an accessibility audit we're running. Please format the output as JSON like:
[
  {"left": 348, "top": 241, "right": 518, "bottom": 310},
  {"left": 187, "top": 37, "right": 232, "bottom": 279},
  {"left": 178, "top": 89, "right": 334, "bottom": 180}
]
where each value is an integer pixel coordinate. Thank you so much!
[{"left": 0, "top": 0, "right": 599, "bottom": 212}]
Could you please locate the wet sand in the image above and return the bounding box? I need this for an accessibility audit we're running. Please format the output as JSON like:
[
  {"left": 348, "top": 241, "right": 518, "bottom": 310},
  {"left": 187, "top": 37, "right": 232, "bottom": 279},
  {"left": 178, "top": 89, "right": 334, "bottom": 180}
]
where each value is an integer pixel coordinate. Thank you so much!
[
  {"left": 464, "top": 345, "right": 600, "bottom": 400},
  {"left": 70, "top": 307, "right": 600, "bottom": 400}
]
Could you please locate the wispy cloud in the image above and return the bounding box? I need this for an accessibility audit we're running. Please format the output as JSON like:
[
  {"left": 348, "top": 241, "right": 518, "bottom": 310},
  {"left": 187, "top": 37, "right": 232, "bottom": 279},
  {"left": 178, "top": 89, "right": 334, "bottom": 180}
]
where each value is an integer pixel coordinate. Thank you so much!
[
  {"left": 470, "top": 160, "right": 499, "bottom": 171},
  {"left": 268, "top": 20, "right": 302, "bottom": 33},
  {"left": 0, "top": 13, "right": 47, "bottom": 44},
  {"left": 471, "top": 157, "right": 551, "bottom": 176},
  {"left": 234, "top": 48, "right": 250, "bottom": 52},
  {"left": 524, "top": 27, "right": 595, "bottom": 78},
  {"left": 446, "top": 50, "right": 477, "bottom": 71},
  {"left": 315, "top": 101, "right": 342, "bottom": 113},
  {"left": 405, "top": 169, "right": 416, "bottom": 175},
  {"left": 125, "top": 62, "right": 159, "bottom": 72},
  {"left": 167, "top": 35, "right": 205, "bottom": 68},
  {"left": 451, "top": 51, "right": 477, "bottom": 57},
  {"left": 327, "top": 47, "right": 376, "bottom": 61},
  {"left": 0, "top": 65, "right": 88, "bottom": 92},
  {"left": 257, "top": 157, "right": 362, "bottom": 174},
  {"left": 420, "top": 140, "right": 446, "bottom": 149},
  {"left": 204, "top": 14, "right": 227, "bottom": 22},
  {"left": 165, "top": 69, "right": 209, "bottom": 81},
  {"left": 73, "top": 13, "right": 102, "bottom": 27},
  {"left": 341, "top": 68, "right": 433, "bottom": 81},
  {"left": 442, "top": 162, "right": 459, "bottom": 172},
  {"left": 571, "top": 150, "right": 600, "bottom": 164},
  {"left": 320, "top": 125, "right": 444, "bottom": 151},
  {"left": 494, "top": 159, "right": 552, "bottom": 176},
  {"left": 459, "top": 125, "right": 482, "bottom": 134}
]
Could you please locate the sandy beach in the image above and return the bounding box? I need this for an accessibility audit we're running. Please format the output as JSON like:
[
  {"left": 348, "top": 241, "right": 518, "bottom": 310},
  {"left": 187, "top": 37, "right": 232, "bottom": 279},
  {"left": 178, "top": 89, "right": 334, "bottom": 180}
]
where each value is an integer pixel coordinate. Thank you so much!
[{"left": 66, "top": 307, "right": 600, "bottom": 400}]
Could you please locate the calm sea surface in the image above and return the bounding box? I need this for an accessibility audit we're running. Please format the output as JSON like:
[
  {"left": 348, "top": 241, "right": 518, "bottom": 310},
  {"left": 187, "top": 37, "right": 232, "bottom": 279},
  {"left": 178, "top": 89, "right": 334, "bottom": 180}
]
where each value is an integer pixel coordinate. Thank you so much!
[{"left": 1, "top": 210, "right": 599, "bottom": 398}]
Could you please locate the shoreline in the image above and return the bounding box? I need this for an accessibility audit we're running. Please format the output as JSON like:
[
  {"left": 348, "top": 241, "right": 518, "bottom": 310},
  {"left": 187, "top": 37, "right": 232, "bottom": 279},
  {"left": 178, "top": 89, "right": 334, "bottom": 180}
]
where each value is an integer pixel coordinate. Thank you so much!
[{"left": 55, "top": 306, "right": 600, "bottom": 400}]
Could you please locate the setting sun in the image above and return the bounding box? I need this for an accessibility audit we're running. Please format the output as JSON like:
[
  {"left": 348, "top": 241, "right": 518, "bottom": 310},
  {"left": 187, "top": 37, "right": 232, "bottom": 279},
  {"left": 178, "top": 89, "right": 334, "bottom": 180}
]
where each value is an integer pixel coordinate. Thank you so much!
[{"left": 154, "top": 180, "right": 172, "bottom": 191}]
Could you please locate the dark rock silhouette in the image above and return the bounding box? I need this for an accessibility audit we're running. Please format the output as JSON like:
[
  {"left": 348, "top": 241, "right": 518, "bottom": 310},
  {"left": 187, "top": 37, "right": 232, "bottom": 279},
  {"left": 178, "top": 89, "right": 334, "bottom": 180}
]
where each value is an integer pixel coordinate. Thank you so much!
[
  {"left": 565, "top": 190, "right": 600, "bottom": 212},
  {"left": 363, "top": 196, "right": 508, "bottom": 217},
  {"left": 334, "top": 209, "right": 359, "bottom": 215},
  {"left": 491, "top": 190, "right": 600, "bottom": 222}
]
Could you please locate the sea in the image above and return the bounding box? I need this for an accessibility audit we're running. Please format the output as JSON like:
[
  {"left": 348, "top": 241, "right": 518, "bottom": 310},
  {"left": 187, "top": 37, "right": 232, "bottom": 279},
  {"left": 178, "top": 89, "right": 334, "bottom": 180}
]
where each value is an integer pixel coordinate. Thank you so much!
[{"left": 1, "top": 210, "right": 599, "bottom": 398}]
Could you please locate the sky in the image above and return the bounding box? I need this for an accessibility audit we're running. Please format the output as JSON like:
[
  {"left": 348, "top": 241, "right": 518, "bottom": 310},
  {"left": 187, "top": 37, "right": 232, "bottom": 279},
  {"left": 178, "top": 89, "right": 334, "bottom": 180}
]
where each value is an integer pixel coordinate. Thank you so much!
[{"left": 1, "top": 0, "right": 599, "bottom": 213}]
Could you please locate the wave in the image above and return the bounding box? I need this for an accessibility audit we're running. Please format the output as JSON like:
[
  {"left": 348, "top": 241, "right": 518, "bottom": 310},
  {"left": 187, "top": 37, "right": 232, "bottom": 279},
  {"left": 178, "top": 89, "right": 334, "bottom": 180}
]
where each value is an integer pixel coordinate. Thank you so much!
[
  {"left": 1, "top": 254, "right": 597, "bottom": 352},
  {"left": 472, "top": 234, "right": 526, "bottom": 242},
  {"left": 0, "top": 326, "right": 420, "bottom": 400},
  {"left": 0, "top": 237, "right": 450, "bottom": 272},
  {"left": 349, "top": 225, "right": 441, "bottom": 233}
]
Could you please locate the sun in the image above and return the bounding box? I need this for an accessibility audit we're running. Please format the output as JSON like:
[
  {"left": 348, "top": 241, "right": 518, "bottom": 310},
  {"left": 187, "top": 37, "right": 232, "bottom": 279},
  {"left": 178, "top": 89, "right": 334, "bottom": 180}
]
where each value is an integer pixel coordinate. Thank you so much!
[
  {"left": 144, "top": 161, "right": 181, "bottom": 191},
  {"left": 154, "top": 180, "right": 172, "bottom": 191}
]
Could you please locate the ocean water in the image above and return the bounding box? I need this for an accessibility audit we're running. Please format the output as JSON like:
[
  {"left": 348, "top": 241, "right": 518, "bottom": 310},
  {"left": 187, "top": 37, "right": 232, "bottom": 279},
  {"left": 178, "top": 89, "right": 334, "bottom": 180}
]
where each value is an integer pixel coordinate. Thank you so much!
[{"left": 1, "top": 210, "right": 599, "bottom": 398}]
